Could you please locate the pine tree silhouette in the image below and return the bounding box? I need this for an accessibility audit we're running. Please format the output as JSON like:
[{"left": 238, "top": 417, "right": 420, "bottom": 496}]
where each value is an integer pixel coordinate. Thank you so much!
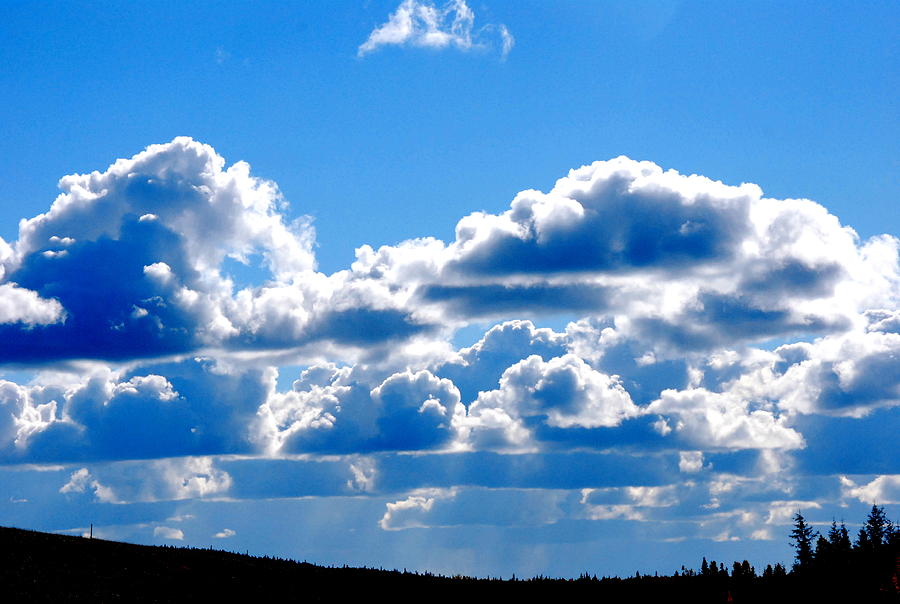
[
  {"left": 864, "top": 504, "right": 888, "bottom": 551},
  {"left": 790, "top": 511, "right": 816, "bottom": 572}
]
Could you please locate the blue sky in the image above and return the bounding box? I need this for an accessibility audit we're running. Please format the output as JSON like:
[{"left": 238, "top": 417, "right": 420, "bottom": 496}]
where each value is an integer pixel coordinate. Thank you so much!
[{"left": 0, "top": 0, "right": 897, "bottom": 578}]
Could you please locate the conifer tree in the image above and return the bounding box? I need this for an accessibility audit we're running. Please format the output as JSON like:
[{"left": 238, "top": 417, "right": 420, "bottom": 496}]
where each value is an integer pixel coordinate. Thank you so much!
[
  {"left": 827, "top": 519, "right": 851, "bottom": 555},
  {"left": 855, "top": 527, "right": 870, "bottom": 551},
  {"left": 863, "top": 504, "right": 887, "bottom": 550},
  {"left": 790, "top": 511, "right": 815, "bottom": 572},
  {"left": 814, "top": 533, "right": 830, "bottom": 568},
  {"left": 826, "top": 520, "right": 840, "bottom": 546},
  {"left": 887, "top": 519, "right": 900, "bottom": 548}
]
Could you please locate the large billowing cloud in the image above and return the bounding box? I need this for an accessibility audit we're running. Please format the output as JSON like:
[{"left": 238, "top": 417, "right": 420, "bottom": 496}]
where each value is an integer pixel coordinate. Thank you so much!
[
  {"left": 4, "top": 142, "right": 895, "bottom": 366},
  {"left": 465, "top": 354, "right": 640, "bottom": 445},
  {"left": 257, "top": 364, "right": 465, "bottom": 455},
  {"left": 347, "top": 156, "right": 898, "bottom": 357},
  {"left": 0, "top": 139, "right": 896, "bottom": 567},
  {"left": 0, "top": 138, "right": 431, "bottom": 362}
]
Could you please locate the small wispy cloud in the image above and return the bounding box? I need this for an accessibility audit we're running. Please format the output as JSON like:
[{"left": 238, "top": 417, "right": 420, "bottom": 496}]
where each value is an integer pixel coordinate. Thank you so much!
[
  {"left": 215, "top": 46, "right": 231, "bottom": 65},
  {"left": 153, "top": 526, "right": 185, "bottom": 540},
  {"left": 358, "top": 0, "right": 513, "bottom": 60}
]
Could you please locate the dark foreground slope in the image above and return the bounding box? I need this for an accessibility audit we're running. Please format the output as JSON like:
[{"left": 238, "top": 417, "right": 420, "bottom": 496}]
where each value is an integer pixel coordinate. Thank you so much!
[{"left": 1, "top": 526, "right": 897, "bottom": 603}]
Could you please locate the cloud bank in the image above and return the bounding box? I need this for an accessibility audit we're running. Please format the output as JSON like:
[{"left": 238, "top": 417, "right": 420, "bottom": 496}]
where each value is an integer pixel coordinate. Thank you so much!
[{"left": 1, "top": 138, "right": 896, "bottom": 573}]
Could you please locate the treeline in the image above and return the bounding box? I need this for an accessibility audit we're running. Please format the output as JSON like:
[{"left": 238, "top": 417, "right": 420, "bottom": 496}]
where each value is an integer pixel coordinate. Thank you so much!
[
  {"left": 605, "top": 503, "right": 899, "bottom": 602},
  {"left": 782, "top": 504, "right": 899, "bottom": 597},
  {"left": 1, "top": 505, "right": 898, "bottom": 602}
]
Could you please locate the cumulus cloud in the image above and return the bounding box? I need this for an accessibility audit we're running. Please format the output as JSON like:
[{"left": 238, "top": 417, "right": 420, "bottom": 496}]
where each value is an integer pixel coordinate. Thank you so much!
[
  {"left": 59, "top": 467, "right": 118, "bottom": 503},
  {"left": 469, "top": 354, "right": 640, "bottom": 432},
  {"left": 0, "top": 358, "right": 269, "bottom": 463},
  {"left": 0, "top": 138, "right": 315, "bottom": 361},
  {"left": 865, "top": 308, "right": 900, "bottom": 333},
  {"left": 152, "top": 456, "right": 233, "bottom": 500},
  {"left": 14, "top": 138, "right": 315, "bottom": 279},
  {"left": 0, "top": 139, "right": 437, "bottom": 365},
  {"left": 4, "top": 316, "right": 890, "bottom": 464},
  {"left": 58, "top": 457, "right": 231, "bottom": 503},
  {"left": 718, "top": 329, "right": 900, "bottom": 418},
  {"left": 258, "top": 365, "right": 465, "bottom": 455},
  {"left": 647, "top": 388, "right": 804, "bottom": 450},
  {"left": 0, "top": 140, "right": 897, "bottom": 547},
  {"left": 6, "top": 144, "right": 895, "bottom": 371},
  {"left": 358, "top": 0, "right": 513, "bottom": 59},
  {"left": 0, "top": 283, "right": 65, "bottom": 326},
  {"left": 840, "top": 475, "right": 900, "bottom": 504},
  {"left": 436, "top": 319, "right": 567, "bottom": 404},
  {"left": 346, "top": 156, "right": 898, "bottom": 357},
  {"left": 380, "top": 488, "right": 452, "bottom": 530},
  {"left": 679, "top": 451, "right": 707, "bottom": 473},
  {"left": 213, "top": 528, "right": 236, "bottom": 538}
]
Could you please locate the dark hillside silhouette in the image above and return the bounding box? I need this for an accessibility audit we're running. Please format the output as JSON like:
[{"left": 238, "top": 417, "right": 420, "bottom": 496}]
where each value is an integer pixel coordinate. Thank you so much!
[{"left": 1, "top": 505, "right": 897, "bottom": 602}]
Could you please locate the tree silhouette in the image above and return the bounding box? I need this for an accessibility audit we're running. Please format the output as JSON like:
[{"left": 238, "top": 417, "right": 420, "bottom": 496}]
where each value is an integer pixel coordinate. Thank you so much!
[
  {"left": 827, "top": 519, "right": 851, "bottom": 555},
  {"left": 855, "top": 527, "right": 870, "bottom": 551},
  {"left": 863, "top": 504, "right": 888, "bottom": 551},
  {"left": 789, "top": 511, "right": 816, "bottom": 572}
]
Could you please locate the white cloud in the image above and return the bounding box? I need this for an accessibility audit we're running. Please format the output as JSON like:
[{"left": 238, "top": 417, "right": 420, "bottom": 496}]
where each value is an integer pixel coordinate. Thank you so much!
[
  {"left": 380, "top": 488, "right": 453, "bottom": 530},
  {"left": 678, "top": 451, "right": 707, "bottom": 473},
  {"left": 0, "top": 140, "right": 897, "bottom": 517},
  {"left": 468, "top": 354, "right": 640, "bottom": 433},
  {"left": 59, "top": 467, "right": 118, "bottom": 503},
  {"left": 16, "top": 137, "right": 315, "bottom": 280},
  {"left": 722, "top": 328, "right": 900, "bottom": 418},
  {"left": 0, "top": 358, "right": 270, "bottom": 463},
  {"left": 56, "top": 457, "right": 231, "bottom": 504},
  {"left": 214, "top": 528, "right": 236, "bottom": 538},
  {"left": 0, "top": 283, "right": 65, "bottom": 325},
  {"left": 5, "top": 145, "right": 896, "bottom": 372},
  {"left": 647, "top": 388, "right": 804, "bottom": 450},
  {"left": 380, "top": 487, "right": 567, "bottom": 530},
  {"left": 866, "top": 308, "right": 900, "bottom": 333},
  {"left": 764, "top": 501, "right": 821, "bottom": 525},
  {"left": 840, "top": 475, "right": 900, "bottom": 504},
  {"left": 347, "top": 457, "right": 377, "bottom": 492},
  {"left": 358, "top": 0, "right": 512, "bottom": 59},
  {"left": 0, "top": 379, "right": 62, "bottom": 454},
  {"left": 153, "top": 526, "right": 184, "bottom": 540},
  {"left": 1, "top": 138, "right": 349, "bottom": 363},
  {"left": 498, "top": 24, "right": 514, "bottom": 58},
  {"left": 258, "top": 365, "right": 465, "bottom": 455},
  {"left": 154, "top": 456, "right": 233, "bottom": 500},
  {"left": 344, "top": 156, "right": 898, "bottom": 358}
]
